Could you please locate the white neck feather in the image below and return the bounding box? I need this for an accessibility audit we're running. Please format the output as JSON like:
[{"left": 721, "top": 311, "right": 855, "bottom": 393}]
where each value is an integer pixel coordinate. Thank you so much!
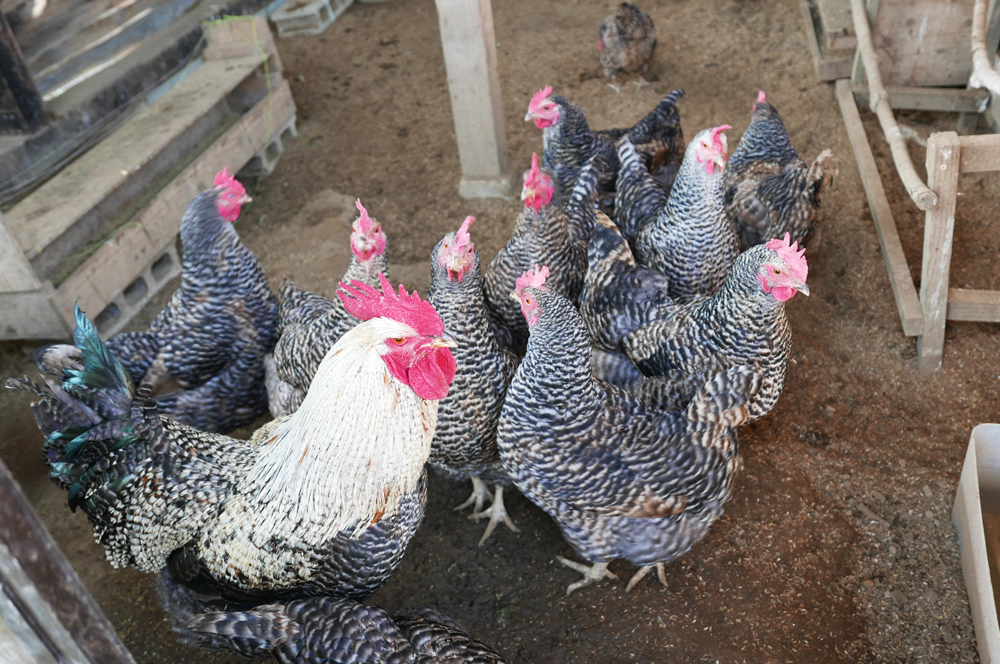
[{"left": 245, "top": 319, "right": 437, "bottom": 541}]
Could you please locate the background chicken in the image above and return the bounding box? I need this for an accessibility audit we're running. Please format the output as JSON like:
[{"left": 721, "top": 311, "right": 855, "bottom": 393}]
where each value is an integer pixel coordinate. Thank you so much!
[
  {"left": 266, "top": 199, "right": 388, "bottom": 417},
  {"left": 168, "top": 586, "right": 509, "bottom": 663},
  {"left": 623, "top": 233, "right": 808, "bottom": 423},
  {"left": 8, "top": 277, "right": 457, "bottom": 613},
  {"left": 498, "top": 266, "right": 759, "bottom": 594},
  {"left": 525, "top": 86, "right": 685, "bottom": 199},
  {"left": 723, "top": 91, "right": 836, "bottom": 250},
  {"left": 632, "top": 125, "right": 741, "bottom": 303},
  {"left": 579, "top": 212, "right": 673, "bottom": 390},
  {"left": 428, "top": 216, "right": 520, "bottom": 545},
  {"left": 484, "top": 155, "right": 585, "bottom": 350},
  {"left": 599, "top": 2, "right": 657, "bottom": 92},
  {"left": 35, "top": 168, "right": 277, "bottom": 434}
]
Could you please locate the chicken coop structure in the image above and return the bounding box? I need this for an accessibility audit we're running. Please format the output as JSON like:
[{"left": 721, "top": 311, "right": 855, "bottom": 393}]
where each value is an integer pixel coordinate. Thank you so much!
[
  {"left": 837, "top": 0, "right": 1000, "bottom": 373},
  {"left": 0, "top": 16, "right": 296, "bottom": 341}
]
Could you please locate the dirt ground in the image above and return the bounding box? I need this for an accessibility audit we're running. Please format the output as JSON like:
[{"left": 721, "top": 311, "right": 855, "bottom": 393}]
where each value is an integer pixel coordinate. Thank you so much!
[{"left": 1, "top": 0, "right": 998, "bottom": 661}]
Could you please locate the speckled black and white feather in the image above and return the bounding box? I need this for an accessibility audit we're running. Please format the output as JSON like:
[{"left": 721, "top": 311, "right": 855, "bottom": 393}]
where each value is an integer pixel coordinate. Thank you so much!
[
  {"left": 614, "top": 136, "right": 667, "bottom": 241},
  {"left": 497, "top": 287, "right": 755, "bottom": 572},
  {"left": 267, "top": 247, "right": 389, "bottom": 417},
  {"left": 484, "top": 204, "right": 585, "bottom": 349},
  {"left": 88, "top": 189, "right": 278, "bottom": 434},
  {"left": 562, "top": 154, "right": 609, "bottom": 245},
  {"left": 723, "top": 101, "right": 835, "bottom": 250},
  {"left": 428, "top": 236, "right": 518, "bottom": 482},
  {"left": 633, "top": 128, "right": 740, "bottom": 303},
  {"left": 622, "top": 243, "right": 794, "bottom": 423},
  {"left": 175, "top": 594, "right": 509, "bottom": 664}
]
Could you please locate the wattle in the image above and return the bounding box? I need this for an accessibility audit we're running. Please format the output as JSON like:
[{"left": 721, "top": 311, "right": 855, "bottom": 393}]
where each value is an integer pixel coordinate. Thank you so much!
[
  {"left": 408, "top": 347, "right": 457, "bottom": 400},
  {"left": 771, "top": 286, "right": 796, "bottom": 302},
  {"left": 534, "top": 117, "right": 553, "bottom": 129}
]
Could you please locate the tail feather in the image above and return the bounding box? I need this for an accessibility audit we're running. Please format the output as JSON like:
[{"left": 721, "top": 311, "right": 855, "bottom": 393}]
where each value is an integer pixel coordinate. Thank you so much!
[
  {"left": 61, "top": 306, "right": 134, "bottom": 420},
  {"left": 806, "top": 149, "right": 836, "bottom": 202}
]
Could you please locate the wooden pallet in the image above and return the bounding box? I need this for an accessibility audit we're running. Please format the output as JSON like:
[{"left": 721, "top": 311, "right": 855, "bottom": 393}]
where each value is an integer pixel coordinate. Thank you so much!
[
  {"left": 0, "top": 16, "right": 296, "bottom": 340},
  {"left": 271, "top": 0, "right": 353, "bottom": 37}
]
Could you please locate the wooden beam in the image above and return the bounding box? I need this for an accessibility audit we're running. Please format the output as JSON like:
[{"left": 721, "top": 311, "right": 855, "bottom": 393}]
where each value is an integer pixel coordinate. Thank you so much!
[
  {"left": 851, "top": 84, "right": 990, "bottom": 113},
  {"left": 947, "top": 288, "right": 1000, "bottom": 322},
  {"left": 957, "top": 133, "right": 1000, "bottom": 172},
  {"left": 800, "top": 0, "right": 853, "bottom": 81},
  {"left": 835, "top": 79, "right": 923, "bottom": 336},
  {"left": 0, "top": 458, "right": 135, "bottom": 664},
  {"left": 917, "top": 132, "right": 961, "bottom": 374},
  {"left": 434, "top": 0, "right": 510, "bottom": 198}
]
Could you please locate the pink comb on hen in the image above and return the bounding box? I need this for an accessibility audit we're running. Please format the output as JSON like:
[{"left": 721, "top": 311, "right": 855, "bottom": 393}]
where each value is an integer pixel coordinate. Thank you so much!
[
  {"left": 515, "top": 264, "right": 550, "bottom": 294},
  {"left": 214, "top": 167, "right": 238, "bottom": 190},
  {"left": 522, "top": 153, "right": 554, "bottom": 210},
  {"left": 765, "top": 233, "right": 808, "bottom": 283},
  {"left": 753, "top": 90, "right": 766, "bottom": 113},
  {"left": 455, "top": 216, "right": 475, "bottom": 248},
  {"left": 529, "top": 85, "right": 553, "bottom": 113},
  {"left": 710, "top": 125, "right": 731, "bottom": 155},
  {"left": 354, "top": 199, "right": 375, "bottom": 234},
  {"left": 338, "top": 273, "right": 444, "bottom": 336}
]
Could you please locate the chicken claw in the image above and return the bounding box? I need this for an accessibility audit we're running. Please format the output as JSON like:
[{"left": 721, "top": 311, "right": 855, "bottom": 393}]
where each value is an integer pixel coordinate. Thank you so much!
[
  {"left": 469, "top": 485, "right": 520, "bottom": 546},
  {"left": 556, "top": 557, "right": 618, "bottom": 595},
  {"left": 625, "top": 562, "right": 668, "bottom": 592},
  {"left": 454, "top": 476, "right": 492, "bottom": 513}
]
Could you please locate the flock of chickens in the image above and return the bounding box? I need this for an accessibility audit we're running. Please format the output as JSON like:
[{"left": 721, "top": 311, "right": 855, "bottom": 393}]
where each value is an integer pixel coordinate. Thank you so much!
[{"left": 8, "top": 4, "right": 838, "bottom": 663}]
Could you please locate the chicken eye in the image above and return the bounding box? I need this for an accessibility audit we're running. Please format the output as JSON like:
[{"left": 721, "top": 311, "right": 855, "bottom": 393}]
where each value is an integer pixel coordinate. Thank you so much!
[
  {"left": 444, "top": 243, "right": 449, "bottom": 248},
  {"left": 774, "top": 268, "right": 782, "bottom": 275},
  {"left": 374, "top": 228, "right": 380, "bottom": 234},
  {"left": 393, "top": 336, "right": 405, "bottom": 344},
  {"left": 525, "top": 297, "right": 532, "bottom": 305}
]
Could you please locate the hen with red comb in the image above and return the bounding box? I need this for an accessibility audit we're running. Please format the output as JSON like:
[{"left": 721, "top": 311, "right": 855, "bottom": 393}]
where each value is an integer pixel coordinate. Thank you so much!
[
  {"left": 631, "top": 125, "right": 741, "bottom": 303},
  {"left": 429, "top": 216, "right": 521, "bottom": 545},
  {"left": 723, "top": 91, "right": 836, "bottom": 250},
  {"left": 266, "top": 199, "right": 390, "bottom": 417},
  {"left": 623, "top": 235, "right": 809, "bottom": 424}
]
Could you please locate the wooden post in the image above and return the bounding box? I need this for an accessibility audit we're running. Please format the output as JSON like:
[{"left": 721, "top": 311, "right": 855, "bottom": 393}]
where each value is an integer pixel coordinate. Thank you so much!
[
  {"left": 434, "top": 0, "right": 511, "bottom": 198},
  {"left": 0, "top": 459, "right": 135, "bottom": 663},
  {"left": 917, "top": 132, "right": 961, "bottom": 374}
]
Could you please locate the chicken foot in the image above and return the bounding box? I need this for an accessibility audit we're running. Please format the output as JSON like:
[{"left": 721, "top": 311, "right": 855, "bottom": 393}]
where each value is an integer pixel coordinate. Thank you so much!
[
  {"left": 555, "top": 557, "right": 619, "bottom": 595},
  {"left": 454, "top": 476, "right": 492, "bottom": 514},
  {"left": 469, "top": 485, "right": 520, "bottom": 546},
  {"left": 625, "top": 562, "right": 668, "bottom": 592}
]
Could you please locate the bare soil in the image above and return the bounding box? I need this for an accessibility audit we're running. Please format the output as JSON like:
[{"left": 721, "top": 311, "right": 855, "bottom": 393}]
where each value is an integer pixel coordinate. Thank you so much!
[{"left": 1, "top": 0, "right": 997, "bottom": 661}]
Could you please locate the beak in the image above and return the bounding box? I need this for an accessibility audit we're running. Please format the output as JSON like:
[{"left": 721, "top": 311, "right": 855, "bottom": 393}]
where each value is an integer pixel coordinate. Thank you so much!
[
  {"left": 524, "top": 112, "right": 534, "bottom": 122},
  {"left": 240, "top": 195, "right": 253, "bottom": 204},
  {"left": 796, "top": 282, "right": 810, "bottom": 296},
  {"left": 712, "top": 154, "right": 727, "bottom": 171},
  {"left": 427, "top": 332, "right": 458, "bottom": 348}
]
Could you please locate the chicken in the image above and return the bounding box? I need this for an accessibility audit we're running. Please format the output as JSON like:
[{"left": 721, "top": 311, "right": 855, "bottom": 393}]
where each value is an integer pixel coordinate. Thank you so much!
[
  {"left": 265, "top": 199, "right": 389, "bottom": 417},
  {"left": 599, "top": 2, "right": 657, "bottom": 92},
  {"left": 483, "top": 154, "right": 585, "bottom": 350},
  {"left": 579, "top": 212, "right": 673, "bottom": 390},
  {"left": 723, "top": 91, "right": 836, "bottom": 250},
  {"left": 7, "top": 277, "right": 457, "bottom": 609},
  {"left": 428, "top": 216, "right": 520, "bottom": 545},
  {"left": 497, "top": 265, "right": 760, "bottom": 594},
  {"left": 165, "top": 582, "right": 509, "bottom": 664},
  {"left": 633, "top": 125, "right": 741, "bottom": 303},
  {"left": 35, "top": 169, "right": 278, "bottom": 434},
  {"left": 562, "top": 154, "right": 609, "bottom": 245},
  {"left": 613, "top": 136, "right": 666, "bottom": 241},
  {"left": 525, "top": 86, "right": 685, "bottom": 199},
  {"left": 623, "top": 233, "right": 808, "bottom": 424}
]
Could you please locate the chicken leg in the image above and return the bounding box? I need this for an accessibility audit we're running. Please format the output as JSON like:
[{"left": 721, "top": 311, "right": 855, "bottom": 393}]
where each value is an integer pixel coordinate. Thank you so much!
[
  {"left": 556, "top": 556, "right": 618, "bottom": 595},
  {"left": 469, "top": 485, "right": 520, "bottom": 546},
  {"left": 625, "top": 562, "right": 668, "bottom": 592},
  {"left": 454, "top": 476, "right": 492, "bottom": 514}
]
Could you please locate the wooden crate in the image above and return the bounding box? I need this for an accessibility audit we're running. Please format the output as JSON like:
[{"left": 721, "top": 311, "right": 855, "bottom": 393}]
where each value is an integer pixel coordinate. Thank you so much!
[{"left": 0, "top": 15, "right": 297, "bottom": 340}]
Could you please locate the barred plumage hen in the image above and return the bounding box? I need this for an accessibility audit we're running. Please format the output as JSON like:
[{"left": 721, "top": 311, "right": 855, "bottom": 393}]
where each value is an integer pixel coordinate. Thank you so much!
[
  {"left": 8, "top": 276, "right": 457, "bottom": 612},
  {"left": 599, "top": 2, "right": 657, "bottom": 92},
  {"left": 265, "top": 199, "right": 389, "bottom": 417},
  {"left": 498, "top": 266, "right": 759, "bottom": 594}
]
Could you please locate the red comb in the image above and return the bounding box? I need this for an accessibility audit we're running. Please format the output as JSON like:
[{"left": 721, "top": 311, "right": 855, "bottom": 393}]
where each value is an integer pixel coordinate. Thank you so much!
[
  {"left": 354, "top": 199, "right": 375, "bottom": 234},
  {"left": 529, "top": 85, "right": 553, "bottom": 113},
  {"left": 515, "top": 264, "right": 549, "bottom": 294},
  {"left": 710, "top": 125, "right": 731, "bottom": 154},
  {"left": 753, "top": 90, "right": 766, "bottom": 112},
  {"left": 522, "top": 153, "right": 554, "bottom": 210},
  {"left": 455, "top": 216, "right": 475, "bottom": 248},
  {"left": 213, "top": 167, "right": 245, "bottom": 196},
  {"left": 765, "top": 233, "right": 808, "bottom": 283},
  {"left": 337, "top": 273, "right": 443, "bottom": 336}
]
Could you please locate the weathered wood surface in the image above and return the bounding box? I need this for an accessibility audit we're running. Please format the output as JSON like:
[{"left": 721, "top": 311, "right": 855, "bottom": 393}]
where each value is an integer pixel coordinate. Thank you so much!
[
  {"left": 947, "top": 289, "right": 1000, "bottom": 322},
  {"left": 957, "top": 133, "right": 1000, "bottom": 172},
  {"left": 917, "top": 132, "right": 961, "bottom": 375},
  {"left": 50, "top": 80, "right": 296, "bottom": 327},
  {"left": 835, "top": 79, "right": 923, "bottom": 336},
  {"left": 5, "top": 55, "right": 267, "bottom": 263},
  {"left": 817, "top": 0, "right": 857, "bottom": 49},
  {"left": 851, "top": 84, "right": 990, "bottom": 113},
  {"left": 871, "top": 0, "right": 975, "bottom": 87},
  {"left": 0, "top": 458, "right": 135, "bottom": 664},
  {"left": 801, "top": 0, "right": 854, "bottom": 81}
]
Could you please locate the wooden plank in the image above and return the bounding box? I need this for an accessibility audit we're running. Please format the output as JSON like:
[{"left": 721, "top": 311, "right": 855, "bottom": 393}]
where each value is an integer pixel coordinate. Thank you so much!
[
  {"left": 51, "top": 80, "right": 296, "bottom": 327},
  {"left": 918, "top": 131, "right": 961, "bottom": 374},
  {"left": 872, "top": 0, "right": 976, "bottom": 87},
  {"left": 0, "top": 213, "right": 41, "bottom": 293},
  {"left": 947, "top": 288, "right": 1000, "bottom": 322},
  {"left": 434, "top": 0, "right": 510, "bottom": 197},
  {"left": 835, "top": 79, "right": 924, "bottom": 336},
  {"left": 817, "top": 0, "right": 857, "bottom": 49},
  {"left": 958, "top": 133, "right": 1000, "bottom": 172},
  {"left": 0, "top": 458, "right": 135, "bottom": 664},
  {"left": 203, "top": 16, "right": 275, "bottom": 61},
  {"left": 801, "top": 0, "right": 854, "bottom": 81},
  {"left": 6, "top": 55, "right": 267, "bottom": 260},
  {"left": 851, "top": 84, "right": 990, "bottom": 113},
  {"left": 0, "top": 290, "right": 70, "bottom": 340}
]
